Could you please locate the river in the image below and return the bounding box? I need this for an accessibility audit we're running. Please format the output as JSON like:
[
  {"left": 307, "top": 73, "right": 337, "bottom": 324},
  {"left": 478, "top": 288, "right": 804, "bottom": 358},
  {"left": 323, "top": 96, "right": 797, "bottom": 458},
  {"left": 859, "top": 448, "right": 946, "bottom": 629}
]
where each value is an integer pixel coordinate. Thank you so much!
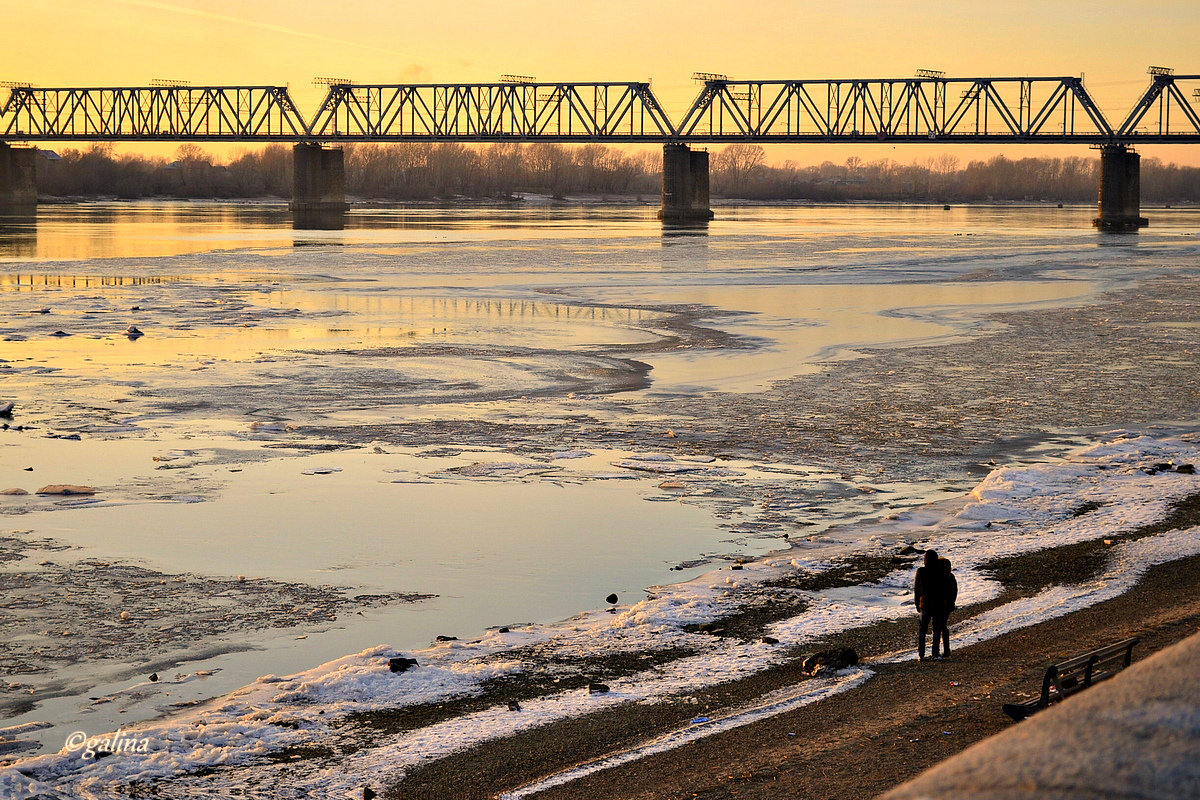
[{"left": 1, "top": 198, "right": 1198, "bottom": 764}]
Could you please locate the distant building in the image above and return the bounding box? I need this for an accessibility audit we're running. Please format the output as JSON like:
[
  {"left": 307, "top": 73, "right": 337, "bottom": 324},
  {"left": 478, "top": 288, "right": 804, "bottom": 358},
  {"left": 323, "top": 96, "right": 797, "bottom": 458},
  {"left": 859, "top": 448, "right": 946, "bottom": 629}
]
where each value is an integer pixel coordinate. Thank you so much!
[
  {"left": 33, "top": 149, "right": 63, "bottom": 185},
  {"left": 161, "top": 158, "right": 227, "bottom": 195}
]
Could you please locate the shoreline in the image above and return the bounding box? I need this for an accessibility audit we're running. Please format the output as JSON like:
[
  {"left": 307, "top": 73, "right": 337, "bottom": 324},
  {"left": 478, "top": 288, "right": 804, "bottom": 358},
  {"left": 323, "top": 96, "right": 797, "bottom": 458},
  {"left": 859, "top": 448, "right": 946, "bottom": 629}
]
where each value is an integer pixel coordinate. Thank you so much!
[
  {"left": 507, "top": 553, "right": 1200, "bottom": 800},
  {"left": 5, "top": 431, "right": 1197, "bottom": 798},
  {"left": 24, "top": 194, "right": 1199, "bottom": 209},
  {"left": 378, "top": 489, "right": 1200, "bottom": 799}
]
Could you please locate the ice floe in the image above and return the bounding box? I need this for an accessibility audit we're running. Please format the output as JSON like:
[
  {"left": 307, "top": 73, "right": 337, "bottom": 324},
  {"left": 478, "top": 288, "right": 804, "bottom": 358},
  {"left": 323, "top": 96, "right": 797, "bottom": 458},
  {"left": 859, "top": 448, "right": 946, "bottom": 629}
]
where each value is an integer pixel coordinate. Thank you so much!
[{"left": 611, "top": 457, "right": 708, "bottom": 474}]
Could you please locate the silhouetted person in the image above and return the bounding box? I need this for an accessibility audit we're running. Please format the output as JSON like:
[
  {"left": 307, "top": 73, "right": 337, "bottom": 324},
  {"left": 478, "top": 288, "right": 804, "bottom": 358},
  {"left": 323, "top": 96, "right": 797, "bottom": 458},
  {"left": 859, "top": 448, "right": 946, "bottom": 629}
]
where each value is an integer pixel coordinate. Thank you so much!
[
  {"left": 939, "top": 557, "right": 958, "bottom": 656},
  {"left": 914, "top": 549, "right": 951, "bottom": 661}
]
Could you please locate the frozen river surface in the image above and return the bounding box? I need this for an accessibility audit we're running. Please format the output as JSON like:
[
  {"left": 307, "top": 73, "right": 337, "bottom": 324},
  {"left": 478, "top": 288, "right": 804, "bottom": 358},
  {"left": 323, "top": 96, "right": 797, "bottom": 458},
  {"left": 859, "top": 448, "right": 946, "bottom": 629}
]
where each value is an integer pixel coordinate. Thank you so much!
[{"left": 1, "top": 200, "right": 1199, "bottom": 765}]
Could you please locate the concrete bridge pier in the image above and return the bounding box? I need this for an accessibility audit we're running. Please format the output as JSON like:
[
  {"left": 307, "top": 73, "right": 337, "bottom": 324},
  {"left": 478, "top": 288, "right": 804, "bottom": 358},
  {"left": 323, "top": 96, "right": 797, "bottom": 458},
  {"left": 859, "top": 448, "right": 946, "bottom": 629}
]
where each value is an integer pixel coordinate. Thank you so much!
[
  {"left": 658, "top": 143, "right": 713, "bottom": 223},
  {"left": 0, "top": 143, "right": 38, "bottom": 208},
  {"left": 291, "top": 143, "right": 349, "bottom": 230},
  {"left": 1093, "top": 144, "right": 1148, "bottom": 231}
]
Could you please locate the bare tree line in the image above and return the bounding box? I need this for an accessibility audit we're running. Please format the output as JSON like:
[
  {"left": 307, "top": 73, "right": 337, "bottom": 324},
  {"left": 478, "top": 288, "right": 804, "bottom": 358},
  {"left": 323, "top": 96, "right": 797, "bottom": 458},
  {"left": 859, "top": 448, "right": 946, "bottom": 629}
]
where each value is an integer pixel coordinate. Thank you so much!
[
  {"left": 31, "top": 142, "right": 1200, "bottom": 203},
  {"left": 343, "top": 142, "right": 659, "bottom": 198},
  {"left": 34, "top": 142, "right": 659, "bottom": 201},
  {"left": 711, "top": 144, "right": 1200, "bottom": 203}
]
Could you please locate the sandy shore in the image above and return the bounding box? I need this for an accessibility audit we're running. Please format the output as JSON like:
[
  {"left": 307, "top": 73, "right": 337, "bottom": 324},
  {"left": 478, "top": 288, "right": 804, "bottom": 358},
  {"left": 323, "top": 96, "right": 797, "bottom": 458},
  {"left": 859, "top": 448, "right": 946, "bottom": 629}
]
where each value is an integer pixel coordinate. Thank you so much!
[
  {"left": 386, "top": 537, "right": 1200, "bottom": 799},
  {"left": 539, "top": 559, "right": 1200, "bottom": 800}
]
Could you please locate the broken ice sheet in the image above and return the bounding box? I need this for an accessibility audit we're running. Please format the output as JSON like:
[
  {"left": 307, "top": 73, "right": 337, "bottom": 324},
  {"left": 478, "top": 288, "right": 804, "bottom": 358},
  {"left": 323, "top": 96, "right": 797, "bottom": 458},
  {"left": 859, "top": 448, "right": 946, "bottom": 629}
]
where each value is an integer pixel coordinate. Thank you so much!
[
  {"left": 0, "top": 554, "right": 432, "bottom": 705},
  {"left": 383, "top": 469, "right": 433, "bottom": 484},
  {"left": 611, "top": 458, "right": 708, "bottom": 474},
  {"left": 445, "top": 462, "right": 560, "bottom": 478}
]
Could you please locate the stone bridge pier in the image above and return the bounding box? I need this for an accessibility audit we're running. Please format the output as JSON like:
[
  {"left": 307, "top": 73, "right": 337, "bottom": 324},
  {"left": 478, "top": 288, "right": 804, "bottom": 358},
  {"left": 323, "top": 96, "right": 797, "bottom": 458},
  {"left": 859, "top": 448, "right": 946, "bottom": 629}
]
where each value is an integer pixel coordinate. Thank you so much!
[
  {"left": 658, "top": 143, "right": 713, "bottom": 223},
  {"left": 0, "top": 143, "right": 38, "bottom": 208},
  {"left": 291, "top": 143, "right": 349, "bottom": 230},
  {"left": 1093, "top": 144, "right": 1148, "bottom": 231}
]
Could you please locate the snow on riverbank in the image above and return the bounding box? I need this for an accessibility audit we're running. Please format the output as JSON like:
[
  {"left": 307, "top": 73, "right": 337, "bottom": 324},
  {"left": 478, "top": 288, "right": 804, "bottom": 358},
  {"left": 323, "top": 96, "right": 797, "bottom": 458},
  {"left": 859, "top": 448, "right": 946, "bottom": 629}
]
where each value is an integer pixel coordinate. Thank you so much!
[{"left": 2, "top": 432, "right": 1198, "bottom": 798}]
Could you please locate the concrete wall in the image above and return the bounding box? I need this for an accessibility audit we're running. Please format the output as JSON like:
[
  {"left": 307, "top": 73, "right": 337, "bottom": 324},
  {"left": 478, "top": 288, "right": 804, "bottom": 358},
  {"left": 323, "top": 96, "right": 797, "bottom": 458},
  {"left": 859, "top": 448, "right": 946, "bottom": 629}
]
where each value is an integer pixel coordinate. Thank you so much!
[
  {"left": 291, "top": 143, "right": 348, "bottom": 229},
  {"left": 1094, "top": 145, "right": 1148, "bottom": 230},
  {"left": 659, "top": 143, "right": 713, "bottom": 222},
  {"left": 882, "top": 631, "right": 1200, "bottom": 800},
  {"left": 0, "top": 144, "right": 38, "bottom": 207}
]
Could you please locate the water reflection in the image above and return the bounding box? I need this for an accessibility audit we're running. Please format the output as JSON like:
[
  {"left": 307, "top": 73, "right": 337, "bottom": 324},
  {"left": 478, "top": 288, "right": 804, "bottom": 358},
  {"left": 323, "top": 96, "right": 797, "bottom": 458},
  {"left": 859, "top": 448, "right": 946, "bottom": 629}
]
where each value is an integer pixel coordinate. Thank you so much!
[
  {"left": 0, "top": 273, "right": 180, "bottom": 290},
  {"left": 660, "top": 219, "right": 710, "bottom": 237},
  {"left": 3, "top": 201, "right": 1198, "bottom": 264},
  {"left": 292, "top": 238, "right": 346, "bottom": 248},
  {"left": 0, "top": 203, "right": 295, "bottom": 261},
  {"left": 660, "top": 222, "right": 710, "bottom": 271},
  {"left": 0, "top": 202, "right": 663, "bottom": 261},
  {"left": 1095, "top": 232, "right": 1142, "bottom": 247},
  {"left": 0, "top": 209, "right": 37, "bottom": 258},
  {"left": 291, "top": 208, "right": 346, "bottom": 232},
  {"left": 262, "top": 291, "right": 662, "bottom": 349}
]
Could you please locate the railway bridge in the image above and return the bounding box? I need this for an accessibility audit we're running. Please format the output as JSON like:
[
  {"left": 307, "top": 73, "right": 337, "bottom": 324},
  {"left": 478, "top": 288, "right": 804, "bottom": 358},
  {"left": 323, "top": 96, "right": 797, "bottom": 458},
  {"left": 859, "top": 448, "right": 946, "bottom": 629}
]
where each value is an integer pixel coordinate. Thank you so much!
[{"left": 2, "top": 68, "right": 1198, "bottom": 229}]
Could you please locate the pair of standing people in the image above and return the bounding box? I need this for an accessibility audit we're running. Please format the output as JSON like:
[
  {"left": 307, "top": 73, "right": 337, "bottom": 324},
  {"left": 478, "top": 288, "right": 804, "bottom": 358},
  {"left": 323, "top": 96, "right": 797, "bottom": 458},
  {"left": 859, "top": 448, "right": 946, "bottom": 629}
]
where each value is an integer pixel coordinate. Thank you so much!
[{"left": 914, "top": 549, "right": 957, "bottom": 661}]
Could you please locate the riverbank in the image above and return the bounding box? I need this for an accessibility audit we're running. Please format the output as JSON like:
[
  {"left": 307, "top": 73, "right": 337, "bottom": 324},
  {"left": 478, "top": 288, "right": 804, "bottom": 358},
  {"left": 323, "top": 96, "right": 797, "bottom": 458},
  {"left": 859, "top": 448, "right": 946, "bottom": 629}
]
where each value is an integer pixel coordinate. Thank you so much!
[
  {"left": 25, "top": 193, "right": 1197, "bottom": 209},
  {"left": 389, "top": 506, "right": 1200, "bottom": 800},
  {"left": 4, "top": 431, "right": 1197, "bottom": 799},
  {"left": 506, "top": 553, "right": 1200, "bottom": 800}
]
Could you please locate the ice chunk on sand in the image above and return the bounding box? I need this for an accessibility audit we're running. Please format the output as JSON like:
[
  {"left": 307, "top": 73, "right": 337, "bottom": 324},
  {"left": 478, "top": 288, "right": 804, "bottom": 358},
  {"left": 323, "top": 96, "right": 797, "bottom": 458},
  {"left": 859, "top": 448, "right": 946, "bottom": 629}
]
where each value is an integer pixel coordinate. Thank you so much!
[
  {"left": 248, "top": 421, "right": 293, "bottom": 432},
  {"left": 35, "top": 485, "right": 97, "bottom": 496}
]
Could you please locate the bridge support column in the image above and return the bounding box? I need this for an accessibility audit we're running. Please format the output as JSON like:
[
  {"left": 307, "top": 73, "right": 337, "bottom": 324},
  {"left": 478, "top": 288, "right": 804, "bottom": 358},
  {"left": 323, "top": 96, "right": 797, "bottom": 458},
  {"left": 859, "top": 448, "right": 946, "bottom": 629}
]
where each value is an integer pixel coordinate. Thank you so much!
[
  {"left": 658, "top": 143, "right": 713, "bottom": 223},
  {"left": 290, "top": 143, "right": 348, "bottom": 230},
  {"left": 0, "top": 144, "right": 38, "bottom": 208},
  {"left": 1093, "top": 145, "right": 1147, "bottom": 231}
]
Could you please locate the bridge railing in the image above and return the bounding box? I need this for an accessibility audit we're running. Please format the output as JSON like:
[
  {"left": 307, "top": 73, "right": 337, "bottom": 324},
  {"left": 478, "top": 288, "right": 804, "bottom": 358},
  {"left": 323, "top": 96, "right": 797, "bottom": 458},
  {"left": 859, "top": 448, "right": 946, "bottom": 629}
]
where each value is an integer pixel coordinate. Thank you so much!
[
  {"left": 673, "top": 76, "right": 1117, "bottom": 142},
  {"left": 0, "top": 85, "right": 309, "bottom": 141},
  {"left": 305, "top": 81, "right": 676, "bottom": 142}
]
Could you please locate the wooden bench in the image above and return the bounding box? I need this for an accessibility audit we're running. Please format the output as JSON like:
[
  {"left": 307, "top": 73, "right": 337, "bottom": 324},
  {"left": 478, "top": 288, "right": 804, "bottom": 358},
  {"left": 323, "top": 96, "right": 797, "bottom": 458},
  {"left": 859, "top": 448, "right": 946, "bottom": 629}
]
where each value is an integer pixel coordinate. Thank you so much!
[{"left": 1003, "top": 637, "right": 1139, "bottom": 721}]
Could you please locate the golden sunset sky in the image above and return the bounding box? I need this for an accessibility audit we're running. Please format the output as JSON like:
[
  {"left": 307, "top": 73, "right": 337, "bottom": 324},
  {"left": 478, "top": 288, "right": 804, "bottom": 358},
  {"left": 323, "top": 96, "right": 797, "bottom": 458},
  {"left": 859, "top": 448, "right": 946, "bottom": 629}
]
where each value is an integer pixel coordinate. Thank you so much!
[{"left": 5, "top": 0, "right": 1200, "bottom": 165}]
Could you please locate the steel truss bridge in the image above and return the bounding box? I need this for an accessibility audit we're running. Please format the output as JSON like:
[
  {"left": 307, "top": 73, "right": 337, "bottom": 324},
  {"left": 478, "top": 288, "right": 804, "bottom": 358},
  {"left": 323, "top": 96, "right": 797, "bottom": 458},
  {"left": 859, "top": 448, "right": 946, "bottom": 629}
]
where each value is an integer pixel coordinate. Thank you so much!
[{"left": 2, "top": 70, "right": 1199, "bottom": 146}]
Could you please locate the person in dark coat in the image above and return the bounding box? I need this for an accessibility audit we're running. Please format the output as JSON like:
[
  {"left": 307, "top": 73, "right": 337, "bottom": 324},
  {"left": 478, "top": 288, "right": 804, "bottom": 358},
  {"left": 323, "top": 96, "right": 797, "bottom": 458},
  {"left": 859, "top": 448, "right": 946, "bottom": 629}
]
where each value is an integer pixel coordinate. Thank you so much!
[
  {"left": 939, "top": 557, "right": 958, "bottom": 656},
  {"left": 914, "top": 549, "right": 950, "bottom": 661}
]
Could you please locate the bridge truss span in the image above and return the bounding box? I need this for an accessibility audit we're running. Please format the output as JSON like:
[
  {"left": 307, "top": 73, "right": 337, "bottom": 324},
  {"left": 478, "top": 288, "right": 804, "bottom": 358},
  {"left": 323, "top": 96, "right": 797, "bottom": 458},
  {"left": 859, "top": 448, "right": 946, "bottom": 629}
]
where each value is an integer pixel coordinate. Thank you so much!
[
  {"left": 0, "top": 85, "right": 309, "bottom": 142},
  {"left": 0, "top": 71, "right": 1197, "bottom": 145},
  {"left": 306, "top": 81, "right": 676, "bottom": 142},
  {"left": 1117, "top": 72, "right": 1200, "bottom": 139},
  {"left": 674, "top": 76, "right": 1120, "bottom": 143}
]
